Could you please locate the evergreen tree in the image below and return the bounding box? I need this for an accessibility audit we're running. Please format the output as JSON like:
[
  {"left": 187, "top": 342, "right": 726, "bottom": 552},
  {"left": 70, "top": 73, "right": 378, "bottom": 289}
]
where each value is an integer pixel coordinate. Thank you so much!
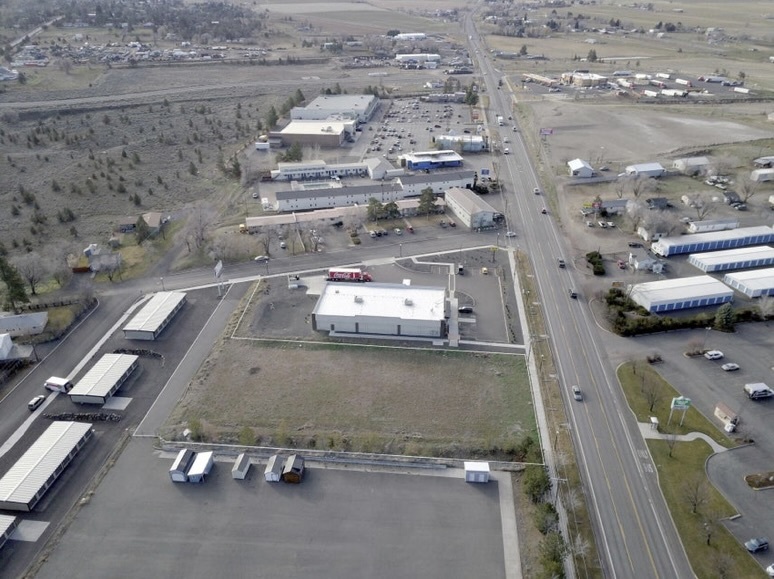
[
  {"left": 713, "top": 303, "right": 735, "bottom": 332},
  {"left": 0, "top": 254, "right": 29, "bottom": 311},
  {"left": 417, "top": 187, "right": 437, "bottom": 216}
]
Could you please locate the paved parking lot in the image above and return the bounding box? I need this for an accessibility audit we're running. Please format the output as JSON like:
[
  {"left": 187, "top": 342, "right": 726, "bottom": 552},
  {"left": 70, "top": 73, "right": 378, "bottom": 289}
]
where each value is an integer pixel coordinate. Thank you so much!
[{"left": 36, "top": 439, "right": 508, "bottom": 579}]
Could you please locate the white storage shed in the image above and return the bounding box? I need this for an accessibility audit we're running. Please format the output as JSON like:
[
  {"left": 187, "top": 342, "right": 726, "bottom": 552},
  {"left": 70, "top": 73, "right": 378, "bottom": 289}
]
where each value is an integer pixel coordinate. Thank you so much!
[
  {"left": 688, "top": 246, "right": 774, "bottom": 272},
  {"left": 0, "top": 514, "right": 19, "bottom": 552},
  {"left": 232, "top": 453, "right": 251, "bottom": 480},
  {"left": 624, "top": 162, "right": 665, "bottom": 178},
  {"left": 187, "top": 451, "right": 214, "bottom": 483},
  {"left": 723, "top": 268, "right": 774, "bottom": 298},
  {"left": 651, "top": 226, "right": 774, "bottom": 257},
  {"left": 123, "top": 291, "right": 187, "bottom": 340},
  {"left": 264, "top": 455, "right": 283, "bottom": 482},
  {"left": 169, "top": 449, "right": 195, "bottom": 482},
  {"left": 568, "top": 158, "right": 593, "bottom": 178},
  {"left": 464, "top": 461, "right": 491, "bottom": 483},
  {"left": 69, "top": 353, "right": 139, "bottom": 404},
  {"left": 0, "top": 421, "right": 93, "bottom": 511},
  {"left": 629, "top": 276, "right": 733, "bottom": 313}
]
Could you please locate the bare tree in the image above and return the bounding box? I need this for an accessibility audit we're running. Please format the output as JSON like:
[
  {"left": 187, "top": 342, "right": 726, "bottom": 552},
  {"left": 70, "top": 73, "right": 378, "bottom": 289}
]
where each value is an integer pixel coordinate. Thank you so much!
[
  {"left": 713, "top": 553, "right": 734, "bottom": 579},
  {"left": 13, "top": 252, "right": 50, "bottom": 295},
  {"left": 626, "top": 200, "right": 647, "bottom": 231},
  {"left": 757, "top": 295, "right": 774, "bottom": 320},
  {"left": 682, "top": 474, "right": 709, "bottom": 513},
  {"left": 665, "top": 431, "right": 679, "bottom": 457},
  {"left": 614, "top": 178, "right": 626, "bottom": 199},
  {"left": 735, "top": 173, "right": 760, "bottom": 202},
  {"left": 186, "top": 204, "right": 215, "bottom": 250},
  {"left": 629, "top": 175, "right": 656, "bottom": 199},
  {"left": 642, "top": 377, "right": 661, "bottom": 412},
  {"left": 708, "top": 155, "right": 737, "bottom": 177},
  {"left": 684, "top": 192, "right": 716, "bottom": 220}
]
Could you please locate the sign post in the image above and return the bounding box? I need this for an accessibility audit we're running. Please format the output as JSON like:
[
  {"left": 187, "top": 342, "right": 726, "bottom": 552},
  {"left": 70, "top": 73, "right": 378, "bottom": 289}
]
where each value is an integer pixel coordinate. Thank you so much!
[{"left": 668, "top": 396, "right": 692, "bottom": 427}]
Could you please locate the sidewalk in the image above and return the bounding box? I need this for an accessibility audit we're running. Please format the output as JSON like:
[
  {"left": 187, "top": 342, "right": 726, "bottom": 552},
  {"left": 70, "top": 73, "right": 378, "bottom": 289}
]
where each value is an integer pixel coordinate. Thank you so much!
[{"left": 637, "top": 422, "right": 728, "bottom": 454}]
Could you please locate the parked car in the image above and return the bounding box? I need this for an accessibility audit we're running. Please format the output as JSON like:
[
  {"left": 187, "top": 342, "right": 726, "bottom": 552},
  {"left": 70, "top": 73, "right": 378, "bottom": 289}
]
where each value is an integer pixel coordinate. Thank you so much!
[
  {"left": 28, "top": 395, "right": 45, "bottom": 411},
  {"left": 541, "top": 208, "right": 547, "bottom": 214},
  {"left": 394, "top": 228, "right": 402, "bottom": 235},
  {"left": 628, "top": 242, "right": 642, "bottom": 248},
  {"left": 744, "top": 537, "right": 769, "bottom": 553},
  {"left": 569, "top": 289, "right": 578, "bottom": 299},
  {"left": 571, "top": 385, "right": 583, "bottom": 401},
  {"left": 704, "top": 350, "right": 724, "bottom": 360},
  {"left": 721, "top": 363, "right": 740, "bottom": 372},
  {"left": 254, "top": 255, "right": 270, "bottom": 263},
  {"left": 533, "top": 187, "right": 541, "bottom": 195},
  {"left": 458, "top": 305, "right": 474, "bottom": 314},
  {"left": 505, "top": 231, "right": 517, "bottom": 238},
  {"left": 558, "top": 259, "right": 566, "bottom": 268},
  {"left": 481, "top": 267, "right": 489, "bottom": 275}
]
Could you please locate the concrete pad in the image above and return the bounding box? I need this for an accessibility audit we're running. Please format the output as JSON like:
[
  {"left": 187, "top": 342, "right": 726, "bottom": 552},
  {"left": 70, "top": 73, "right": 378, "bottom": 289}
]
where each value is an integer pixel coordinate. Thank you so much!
[
  {"left": 11, "top": 520, "right": 49, "bottom": 542},
  {"left": 102, "top": 397, "right": 132, "bottom": 411}
]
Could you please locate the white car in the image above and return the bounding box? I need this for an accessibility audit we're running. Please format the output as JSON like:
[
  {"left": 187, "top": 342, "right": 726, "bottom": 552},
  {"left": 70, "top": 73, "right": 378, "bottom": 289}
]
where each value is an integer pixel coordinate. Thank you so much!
[
  {"left": 503, "top": 148, "right": 510, "bottom": 154},
  {"left": 704, "top": 350, "right": 724, "bottom": 360},
  {"left": 721, "top": 363, "right": 739, "bottom": 372},
  {"left": 254, "top": 255, "right": 270, "bottom": 263},
  {"left": 505, "top": 231, "right": 517, "bottom": 238},
  {"left": 766, "top": 562, "right": 774, "bottom": 577}
]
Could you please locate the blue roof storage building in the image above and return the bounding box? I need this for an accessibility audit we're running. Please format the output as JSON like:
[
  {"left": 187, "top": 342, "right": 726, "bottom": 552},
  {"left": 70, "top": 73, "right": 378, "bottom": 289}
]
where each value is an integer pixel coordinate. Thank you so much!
[
  {"left": 629, "top": 275, "right": 733, "bottom": 313},
  {"left": 688, "top": 246, "right": 774, "bottom": 272},
  {"left": 723, "top": 268, "right": 774, "bottom": 298},
  {"left": 651, "top": 226, "right": 774, "bottom": 257}
]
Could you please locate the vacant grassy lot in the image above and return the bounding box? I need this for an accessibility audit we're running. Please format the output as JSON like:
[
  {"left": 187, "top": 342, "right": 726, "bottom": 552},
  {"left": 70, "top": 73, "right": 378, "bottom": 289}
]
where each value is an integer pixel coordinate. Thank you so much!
[{"left": 168, "top": 339, "right": 534, "bottom": 457}]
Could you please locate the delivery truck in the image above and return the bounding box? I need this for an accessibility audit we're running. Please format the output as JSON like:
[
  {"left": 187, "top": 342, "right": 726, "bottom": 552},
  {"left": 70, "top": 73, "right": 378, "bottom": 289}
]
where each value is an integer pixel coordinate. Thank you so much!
[
  {"left": 327, "top": 268, "right": 373, "bottom": 282},
  {"left": 44, "top": 376, "right": 73, "bottom": 393}
]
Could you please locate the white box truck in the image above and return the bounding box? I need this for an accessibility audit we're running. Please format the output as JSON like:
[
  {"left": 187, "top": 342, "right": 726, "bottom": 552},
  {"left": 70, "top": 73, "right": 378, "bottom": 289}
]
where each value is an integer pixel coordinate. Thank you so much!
[{"left": 497, "top": 115, "right": 504, "bottom": 126}]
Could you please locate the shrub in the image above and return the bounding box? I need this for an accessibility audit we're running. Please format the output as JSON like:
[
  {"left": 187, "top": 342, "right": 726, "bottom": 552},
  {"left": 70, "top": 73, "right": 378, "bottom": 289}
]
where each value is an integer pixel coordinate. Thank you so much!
[{"left": 523, "top": 465, "right": 551, "bottom": 503}]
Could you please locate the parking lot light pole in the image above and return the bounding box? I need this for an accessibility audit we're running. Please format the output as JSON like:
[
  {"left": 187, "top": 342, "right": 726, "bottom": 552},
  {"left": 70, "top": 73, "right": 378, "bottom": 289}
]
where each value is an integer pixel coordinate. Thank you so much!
[
  {"left": 701, "top": 326, "right": 711, "bottom": 351},
  {"left": 399, "top": 243, "right": 402, "bottom": 258},
  {"left": 160, "top": 277, "right": 165, "bottom": 291}
]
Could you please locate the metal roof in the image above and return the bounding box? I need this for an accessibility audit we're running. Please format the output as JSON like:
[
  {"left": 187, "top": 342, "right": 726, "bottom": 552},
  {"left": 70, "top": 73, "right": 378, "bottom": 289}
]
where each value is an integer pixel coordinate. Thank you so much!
[
  {"left": 653, "top": 226, "right": 774, "bottom": 253},
  {"left": 446, "top": 186, "right": 499, "bottom": 216},
  {"left": 0, "top": 514, "right": 17, "bottom": 537},
  {"left": 689, "top": 246, "right": 774, "bottom": 270},
  {"left": 313, "top": 283, "right": 446, "bottom": 322},
  {"left": 123, "top": 292, "right": 186, "bottom": 334},
  {"left": 629, "top": 276, "right": 732, "bottom": 306},
  {"left": 724, "top": 267, "right": 774, "bottom": 291},
  {"left": 69, "top": 353, "right": 138, "bottom": 398},
  {"left": 0, "top": 422, "right": 92, "bottom": 507}
]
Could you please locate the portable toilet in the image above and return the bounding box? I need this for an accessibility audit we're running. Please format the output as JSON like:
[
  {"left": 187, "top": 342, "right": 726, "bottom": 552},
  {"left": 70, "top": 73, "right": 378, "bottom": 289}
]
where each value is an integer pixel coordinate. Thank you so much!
[
  {"left": 187, "top": 451, "right": 214, "bottom": 483},
  {"left": 232, "top": 453, "right": 251, "bottom": 480},
  {"left": 264, "top": 455, "right": 283, "bottom": 482},
  {"left": 169, "top": 449, "right": 195, "bottom": 483},
  {"left": 281, "top": 455, "right": 305, "bottom": 484},
  {"left": 464, "top": 461, "right": 490, "bottom": 483}
]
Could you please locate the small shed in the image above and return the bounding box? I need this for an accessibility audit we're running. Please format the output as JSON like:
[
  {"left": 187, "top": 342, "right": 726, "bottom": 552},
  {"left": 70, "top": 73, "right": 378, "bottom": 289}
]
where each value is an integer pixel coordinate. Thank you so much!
[
  {"left": 232, "top": 453, "right": 251, "bottom": 480},
  {"left": 568, "top": 158, "right": 593, "bottom": 178},
  {"left": 625, "top": 162, "right": 665, "bottom": 178},
  {"left": 169, "top": 449, "right": 195, "bottom": 483},
  {"left": 464, "top": 461, "right": 491, "bottom": 483},
  {"left": 282, "top": 455, "right": 305, "bottom": 484},
  {"left": 264, "top": 455, "right": 283, "bottom": 482},
  {"left": 751, "top": 168, "right": 774, "bottom": 182},
  {"left": 672, "top": 156, "right": 710, "bottom": 176},
  {"left": 187, "top": 451, "right": 214, "bottom": 483}
]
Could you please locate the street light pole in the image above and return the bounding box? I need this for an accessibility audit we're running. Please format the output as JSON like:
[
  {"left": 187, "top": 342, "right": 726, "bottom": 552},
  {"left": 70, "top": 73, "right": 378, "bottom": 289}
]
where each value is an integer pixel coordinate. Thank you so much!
[{"left": 160, "top": 277, "right": 165, "bottom": 291}]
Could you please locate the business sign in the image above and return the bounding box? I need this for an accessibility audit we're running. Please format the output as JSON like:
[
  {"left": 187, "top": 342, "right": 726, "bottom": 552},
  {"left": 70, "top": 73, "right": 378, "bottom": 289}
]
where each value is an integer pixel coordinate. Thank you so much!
[
  {"left": 481, "top": 168, "right": 490, "bottom": 176},
  {"left": 214, "top": 260, "right": 223, "bottom": 279},
  {"left": 671, "top": 396, "right": 691, "bottom": 410},
  {"left": 539, "top": 128, "right": 554, "bottom": 136}
]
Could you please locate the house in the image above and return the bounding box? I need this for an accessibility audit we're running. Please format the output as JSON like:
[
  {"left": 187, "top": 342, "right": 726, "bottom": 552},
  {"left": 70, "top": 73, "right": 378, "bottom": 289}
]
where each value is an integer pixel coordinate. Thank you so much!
[
  {"left": 281, "top": 455, "right": 305, "bottom": 484},
  {"left": 628, "top": 250, "right": 661, "bottom": 272},
  {"left": 141, "top": 212, "right": 164, "bottom": 236},
  {"left": 444, "top": 186, "right": 501, "bottom": 229},
  {"left": 646, "top": 197, "right": 671, "bottom": 210},
  {"left": 752, "top": 156, "right": 774, "bottom": 168},
  {"left": 568, "top": 158, "right": 594, "bottom": 178},
  {"left": 600, "top": 199, "right": 629, "bottom": 216},
  {"left": 264, "top": 455, "right": 283, "bottom": 482},
  {"left": 625, "top": 162, "right": 665, "bottom": 178}
]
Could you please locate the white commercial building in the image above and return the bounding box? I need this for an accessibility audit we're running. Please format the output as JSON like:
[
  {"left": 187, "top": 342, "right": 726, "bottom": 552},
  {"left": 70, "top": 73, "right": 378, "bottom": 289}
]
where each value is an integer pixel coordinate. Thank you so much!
[
  {"left": 0, "top": 421, "right": 93, "bottom": 511},
  {"left": 69, "top": 353, "right": 139, "bottom": 404},
  {"left": 688, "top": 246, "right": 774, "bottom": 273},
  {"left": 624, "top": 162, "right": 665, "bottom": 178},
  {"left": 398, "top": 171, "right": 476, "bottom": 195},
  {"left": 312, "top": 283, "right": 447, "bottom": 338},
  {"left": 434, "top": 134, "right": 488, "bottom": 152},
  {"left": 399, "top": 150, "right": 463, "bottom": 171},
  {"left": 275, "top": 182, "right": 404, "bottom": 212},
  {"left": 274, "top": 120, "right": 356, "bottom": 148},
  {"left": 290, "top": 94, "right": 379, "bottom": 123},
  {"left": 123, "top": 291, "right": 187, "bottom": 340},
  {"left": 568, "top": 158, "right": 593, "bottom": 178},
  {"left": 723, "top": 268, "right": 774, "bottom": 298},
  {"left": 672, "top": 156, "right": 711, "bottom": 175},
  {"left": 445, "top": 186, "right": 501, "bottom": 229},
  {"left": 394, "top": 33, "right": 426, "bottom": 41},
  {"left": 629, "top": 275, "right": 733, "bottom": 313},
  {"left": 651, "top": 226, "right": 774, "bottom": 257}
]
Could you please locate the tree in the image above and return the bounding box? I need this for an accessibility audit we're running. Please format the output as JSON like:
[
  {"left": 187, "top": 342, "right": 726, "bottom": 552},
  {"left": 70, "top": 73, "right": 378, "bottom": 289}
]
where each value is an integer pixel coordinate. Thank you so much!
[
  {"left": 383, "top": 201, "right": 400, "bottom": 219},
  {"left": 713, "top": 302, "right": 735, "bottom": 332},
  {"left": 12, "top": 252, "right": 49, "bottom": 295},
  {"left": 464, "top": 84, "right": 478, "bottom": 106},
  {"left": 735, "top": 172, "right": 759, "bottom": 202},
  {"left": 186, "top": 203, "right": 215, "bottom": 250},
  {"left": 519, "top": 44, "right": 528, "bottom": 56},
  {"left": 265, "top": 105, "right": 279, "bottom": 129},
  {"left": 367, "top": 197, "right": 384, "bottom": 222},
  {"left": 628, "top": 175, "right": 655, "bottom": 198},
  {"left": 0, "top": 255, "right": 29, "bottom": 311},
  {"left": 642, "top": 378, "right": 661, "bottom": 412},
  {"left": 294, "top": 88, "right": 305, "bottom": 104},
  {"left": 665, "top": 431, "right": 679, "bottom": 458},
  {"left": 135, "top": 216, "right": 151, "bottom": 245},
  {"left": 539, "top": 531, "right": 567, "bottom": 575},
  {"left": 417, "top": 187, "right": 437, "bottom": 216},
  {"left": 587, "top": 48, "right": 598, "bottom": 62},
  {"left": 682, "top": 475, "right": 709, "bottom": 514},
  {"left": 757, "top": 295, "right": 774, "bottom": 320},
  {"left": 522, "top": 465, "right": 551, "bottom": 503}
]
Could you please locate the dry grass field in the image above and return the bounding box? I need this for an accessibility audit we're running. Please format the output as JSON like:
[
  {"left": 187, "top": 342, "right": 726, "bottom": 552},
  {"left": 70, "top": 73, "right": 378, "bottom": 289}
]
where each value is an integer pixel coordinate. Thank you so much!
[{"left": 167, "top": 339, "right": 534, "bottom": 457}]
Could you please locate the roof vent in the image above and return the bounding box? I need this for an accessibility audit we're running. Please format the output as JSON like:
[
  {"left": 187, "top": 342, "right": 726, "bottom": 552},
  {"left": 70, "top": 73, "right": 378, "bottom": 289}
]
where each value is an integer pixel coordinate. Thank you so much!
[
  {"left": 404, "top": 298, "right": 414, "bottom": 306},
  {"left": 354, "top": 296, "right": 363, "bottom": 303}
]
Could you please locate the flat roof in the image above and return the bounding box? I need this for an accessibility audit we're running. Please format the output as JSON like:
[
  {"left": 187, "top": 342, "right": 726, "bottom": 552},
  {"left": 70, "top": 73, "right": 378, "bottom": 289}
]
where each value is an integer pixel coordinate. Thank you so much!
[
  {"left": 723, "top": 267, "right": 774, "bottom": 290},
  {"left": 655, "top": 225, "right": 774, "bottom": 249},
  {"left": 313, "top": 283, "right": 446, "bottom": 322},
  {"left": 689, "top": 246, "right": 774, "bottom": 267},
  {"left": 0, "top": 422, "right": 92, "bottom": 508},
  {"left": 276, "top": 182, "right": 402, "bottom": 201},
  {"left": 399, "top": 170, "right": 476, "bottom": 185},
  {"left": 446, "top": 187, "right": 499, "bottom": 215},
  {"left": 0, "top": 514, "right": 17, "bottom": 539},
  {"left": 123, "top": 292, "right": 186, "bottom": 334},
  {"left": 629, "top": 275, "right": 732, "bottom": 303},
  {"left": 401, "top": 150, "right": 463, "bottom": 163},
  {"left": 626, "top": 162, "right": 664, "bottom": 171},
  {"left": 280, "top": 121, "right": 350, "bottom": 135},
  {"left": 69, "top": 353, "right": 139, "bottom": 399},
  {"left": 276, "top": 160, "right": 327, "bottom": 171},
  {"left": 304, "top": 94, "right": 376, "bottom": 112}
]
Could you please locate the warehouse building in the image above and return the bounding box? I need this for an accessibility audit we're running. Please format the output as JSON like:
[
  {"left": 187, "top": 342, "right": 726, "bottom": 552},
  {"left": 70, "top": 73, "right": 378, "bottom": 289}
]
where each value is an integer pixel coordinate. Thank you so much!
[
  {"left": 568, "top": 158, "right": 593, "bottom": 178},
  {"left": 289, "top": 94, "right": 378, "bottom": 123},
  {"left": 275, "top": 182, "right": 404, "bottom": 212},
  {"left": 445, "top": 186, "right": 501, "bottom": 229},
  {"left": 688, "top": 246, "right": 774, "bottom": 273},
  {"left": 123, "top": 291, "right": 187, "bottom": 340},
  {"left": 629, "top": 276, "right": 733, "bottom": 313},
  {"left": 273, "top": 120, "right": 356, "bottom": 148},
  {"left": 672, "top": 156, "right": 711, "bottom": 176},
  {"left": 0, "top": 421, "right": 93, "bottom": 511},
  {"left": 723, "top": 268, "right": 774, "bottom": 298},
  {"left": 399, "top": 150, "right": 463, "bottom": 171},
  {"left": 312, "top": 282, "right": 447, "bottom": 338},
  {"left": 0, "top": 515, "right": 18, "bottom": 551},
  {"left": 651, "top": 226, "right": 774, "bottom": 257},
  {"left": 69, "top": 353, "right": 139, "bottom": 404}
]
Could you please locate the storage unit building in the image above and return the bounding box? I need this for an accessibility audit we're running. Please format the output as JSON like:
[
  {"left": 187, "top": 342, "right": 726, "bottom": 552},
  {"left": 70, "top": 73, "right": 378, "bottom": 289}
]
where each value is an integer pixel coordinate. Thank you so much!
[
  {"left": 444, "top": 186, "right": 500, "bottom": 229},
  {"left": 264, "top": 455, "right": 283, "bottom": 482},
  {"left": 628, "top": 275, "right": 734, "bottom": 313},
  {"left": 123, "top": 291, "right": 187, "bottom": 341},
  {"left": 464, "top": 461, "right": 491, "bottom": 483},
  {"left": 723, "top": 267, "right": 774, "bottom": 298},
  {"left": 312, "top": 282, "right": 447, "bottom": 338},
  {"left": 624, "top": 162, "right": 665, "bottom": 178},
  {"left": 232, "top": 453, "right": 251, "bottom": 480},
  {"left": 169, "top": 449, "right": 195, "bottom": 482},
  {"left": 568, "top": 158, "right": 593, "bottom": 178},
  {"left": 0, "top": 421, "right": 93, "bottom": 511},
  {"left": 68, "top": 353, "right": 139, "bottom": 404},
  {"left": 282, "top": 455, "right": 305, "bottom": 484},
  {"left": 186, "top": 451, "right": 214, "bottom": 483},
  {"left": 687, "top": 218, "right": 739, "bottom": 234},
  {"left": 688, "top": 246, "right": 774, "bottom": 272},
  {"left": 651, "top": 226, "right": 774, "bottom": 257},
  {"left": 0, "top": 515, "right": 18, "bottom": 552}
]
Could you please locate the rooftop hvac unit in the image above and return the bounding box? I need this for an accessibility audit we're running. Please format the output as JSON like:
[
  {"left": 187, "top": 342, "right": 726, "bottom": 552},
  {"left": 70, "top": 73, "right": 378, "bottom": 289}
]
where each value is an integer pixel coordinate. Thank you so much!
[
  {"left": 404, "top": 298, "right": 414, "bottom": 306},
  {"left": 354, "top": 296, "right": 363, "bottom": 303}
]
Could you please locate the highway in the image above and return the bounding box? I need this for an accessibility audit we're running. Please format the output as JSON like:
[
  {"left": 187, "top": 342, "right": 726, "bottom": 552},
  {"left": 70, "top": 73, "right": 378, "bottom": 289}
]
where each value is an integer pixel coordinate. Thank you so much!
[{"left": 463, "top": 14, "right": 694, "bottom": 579}]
